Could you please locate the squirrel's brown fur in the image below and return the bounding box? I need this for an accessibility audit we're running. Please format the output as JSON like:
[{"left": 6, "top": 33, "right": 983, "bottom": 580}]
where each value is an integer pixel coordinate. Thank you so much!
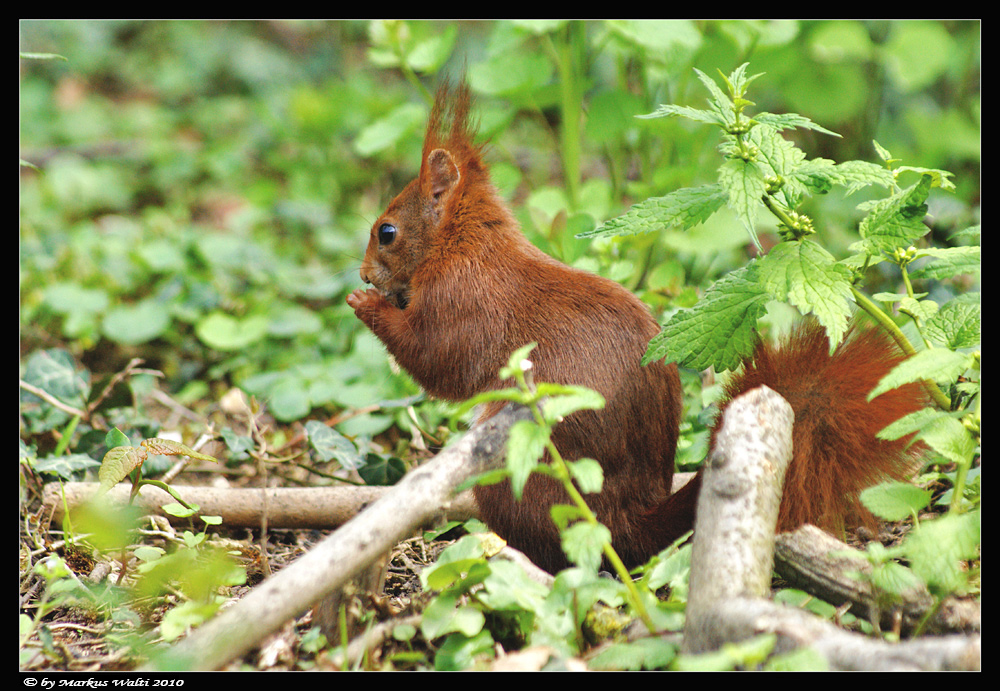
[{"left": 348, "top": 82, "right": 926, "bottom": 573}]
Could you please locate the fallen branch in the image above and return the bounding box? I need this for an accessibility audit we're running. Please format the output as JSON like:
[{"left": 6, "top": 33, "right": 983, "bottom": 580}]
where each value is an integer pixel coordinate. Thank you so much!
[
  {"left": 680, "top": 385, "right": 980, "bottom": 670},
  {"left": 140, "top": 403, "right": 532, "bottom": 671},
  {"left": 774, "top": 525, "right": 980, "bottom": 636},
  {"left": 43, "top": 483, "right": 479, "bottom": 530}
]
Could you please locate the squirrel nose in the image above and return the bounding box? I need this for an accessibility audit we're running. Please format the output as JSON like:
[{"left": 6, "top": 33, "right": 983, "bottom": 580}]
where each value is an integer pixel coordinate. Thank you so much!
[{"left": 359, "top": 266, "right": 372, "bottom": 285}]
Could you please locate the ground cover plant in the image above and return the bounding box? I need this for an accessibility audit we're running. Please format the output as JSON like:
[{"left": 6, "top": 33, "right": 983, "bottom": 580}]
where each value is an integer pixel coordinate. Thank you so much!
[{"left": 20, "top": 20, "right": 979, "bottom": 671}]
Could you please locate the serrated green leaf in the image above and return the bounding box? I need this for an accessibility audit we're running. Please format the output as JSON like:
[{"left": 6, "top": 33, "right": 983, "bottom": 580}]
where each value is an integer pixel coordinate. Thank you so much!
[
  {"left": 749, "top": 124, "right": 807, "bottom": 179},
  {"left": 506, "top": 420, "right": 550, "bottom": 500},
  {"left": 637, "top": 103, "right": 725, "bottom": 126},
  {"left": 645, "top": 265, "right": 771, "bottom": 372},
  {"left": 916, "top": 415, "right": 977, "bottom": 467},
  {"left": 693, "top": 67, "right": 736, "bottom": 125},
  {"left": 895, "top": 165, "right": 955, "bottom": 191},
  {"left": 567, "top": 458, "right": 604, "bottom": 494},
  {"left": 141, "top": 438, "right": 218, "bottom": 463},
  {"left": 535, "top": 385, "right": 605, "bottom": 423},
  {"left": 98, "top": 445, "right": 147, "bottom": 492},
  {"left": 718, "top": 157, "right": 767, "bottom": 248},
  {"left": 753, "top": 111, "right": 840, "bottom": 137},
  {"left": 923, "top": 298, "right": 980, "bottom": 349},
  {"left": 869, "top": 560, "right": 925, "bottom": 597},
  {"left": 909, "top": 246, "right": 981, "bottom": 281},
  {"left": 580, "top": 184, "right": 727, "bottom": 238},
  {"left": 560, "top": 521, "right": 611, "bottom": 572},
  {"left": 856, "top": 175, "right": 933, "bottom": 253},
  {"left": 869, "top": 348, "right": 972, "bottom": 400},
  {"left": 904, "top": 511, "right": 980, "bottom": 595},
  {"left": 876, "top": 407, "right": 951, "bottom": 441},
  {"left": 756, "top": 240, "right": 854, "bottom": 347}
]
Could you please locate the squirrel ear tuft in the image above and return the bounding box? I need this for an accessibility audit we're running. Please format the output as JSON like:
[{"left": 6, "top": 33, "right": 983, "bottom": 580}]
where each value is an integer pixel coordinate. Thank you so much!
[{"left": 425, "top": 148, "right": 460, "bottom": 208}]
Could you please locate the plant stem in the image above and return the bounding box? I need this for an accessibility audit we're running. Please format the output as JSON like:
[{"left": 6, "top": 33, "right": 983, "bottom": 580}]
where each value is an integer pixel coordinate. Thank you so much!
[{"left": 530, "top": 403, "right": 658, "bottom": 633}]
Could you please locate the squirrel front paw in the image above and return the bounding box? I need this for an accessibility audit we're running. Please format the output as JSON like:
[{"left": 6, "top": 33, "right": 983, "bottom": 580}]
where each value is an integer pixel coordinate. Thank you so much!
[
  {"left": 347, "top": 288, "right": 392, "bottom": 326},
  {"left": 347, "top": 287, "right": 381, "bottom": 311}
]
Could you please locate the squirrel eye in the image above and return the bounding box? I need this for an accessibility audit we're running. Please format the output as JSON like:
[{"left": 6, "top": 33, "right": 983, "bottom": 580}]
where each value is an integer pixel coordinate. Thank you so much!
[{"left": 377, "top": 223, "right": 397, "bottom": 246}]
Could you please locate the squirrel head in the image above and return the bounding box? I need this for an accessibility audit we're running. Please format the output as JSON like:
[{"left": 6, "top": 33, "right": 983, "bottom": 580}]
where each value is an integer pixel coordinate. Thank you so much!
[{"left": 360, "top": 81, "right": 487, "bottom": 309}]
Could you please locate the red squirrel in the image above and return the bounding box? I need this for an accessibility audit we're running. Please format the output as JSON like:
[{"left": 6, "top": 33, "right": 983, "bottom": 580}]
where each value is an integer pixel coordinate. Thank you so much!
[{"left": 347, "top": 82, "right": 927, "bottom": 574}]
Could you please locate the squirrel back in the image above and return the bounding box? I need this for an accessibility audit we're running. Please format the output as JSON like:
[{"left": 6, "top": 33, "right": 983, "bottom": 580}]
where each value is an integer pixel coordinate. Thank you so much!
[{"left": 348, "top": 82, "right": 927, "bottom": 573}]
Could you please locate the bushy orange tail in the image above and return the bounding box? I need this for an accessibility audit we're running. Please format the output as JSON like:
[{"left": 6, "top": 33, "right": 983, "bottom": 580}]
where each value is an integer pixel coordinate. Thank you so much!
[
  {"left": 644, "top": 319, "right": 929, "bottom": 552},
  {"left": 718, "top": 320, "right": 929, "bottom": 533}
]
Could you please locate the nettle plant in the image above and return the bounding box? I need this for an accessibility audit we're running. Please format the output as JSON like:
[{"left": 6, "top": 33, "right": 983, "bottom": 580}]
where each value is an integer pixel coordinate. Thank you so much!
[{"left": 583, "top": 63, "right": 979, "bottom": 598}]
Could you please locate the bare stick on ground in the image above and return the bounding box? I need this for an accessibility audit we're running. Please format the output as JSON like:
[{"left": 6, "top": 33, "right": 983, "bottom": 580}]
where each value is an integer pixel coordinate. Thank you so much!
[{"left": 141, "top": 404, "right": 531, "bottom": 671}]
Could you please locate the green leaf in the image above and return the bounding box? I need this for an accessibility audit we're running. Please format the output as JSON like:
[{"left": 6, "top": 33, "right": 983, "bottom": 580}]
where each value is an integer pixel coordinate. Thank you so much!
[
  {"left": 105, "top": 428, "right": 131, "bottom": 450},
  {"left": 33, "top": 453, "right": 101, "bottom": 480},
  {"left": 589, "top": 637, "right": 678, "bottom": 671},
  {"left": 923, "top": 297, "right": 980, "bottom": 349},
  {"left": 756, "top": 240, "right": 854, "bottom": 347},
  {"left": 753, "top": 111, "right": 840, "bottom": 137},
  {"left": 534, "top": 384, "right": 605, "bottom": 423},
  {"left": 421, "top": 594, "right": 486, "bottom": 640},
  {"left": 141, "top": 438, "right": 218, "bottom": 463},
  {"left": 579, "top": 184, "right": 727, "bottom": 238},
  {"left": 869, "top": 348, "right": 973, "bottom": 400},
  {"left": 506, "top": 420, "right": 550, "bottom": 500},
  {"left": 637, "top": 103, "right": 726, "bottom": 126},
  {"left": 352, "top": 102, "right": 426, "bottom": 157},
  {"left": 718, "top": 156, "right": 768, "bottom": 248},
  {"left": 98, "top": 445, "right": 147, "bottom": 492},
  {"left": 856, "top": 175, "right": 933, "bottom": 254},
  {"left": 909, "top": 246, "right": 981, "bottom": 281},
  {"left": 357, "top": 454, "right": 407, "bottom": 486},
  {"left": 859, "top": 481, "right": 933, "bottom": 521},
  {"left": 305, "top": 420, "right": 364, "bottom": 469},
  {"left": 20, "top": 349, "right": 91, "bottom": 410},
  {"left": 432, "top": 629, "right": 495, "bottom": 671},
  {"left": 560, "top": 521, "right": 611, "bottom": 572},
  {"left": 421, "top": 535, "right": 488, "bottom": 591},
  {"left": 645, "top": 264, "right": 771, "bottom": 372},
  {"left": 195, "top": 312, "right": 269, "bottom": 351},
  {"left": 916, "top": 415, "right": 977, "bottom": 467},
  {"left": 567, "top": 458, "right": 603, "bottom": 495},
  {"left": 101, "top": 300, "right": 171, "bottom": 346},
  {"left": 904, "top": 511, "right": 980, "bottom": 595}
]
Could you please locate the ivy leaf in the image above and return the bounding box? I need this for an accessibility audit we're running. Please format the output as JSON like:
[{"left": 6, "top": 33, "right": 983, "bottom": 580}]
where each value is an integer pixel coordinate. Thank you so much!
[{"left": 305, "top": 420, "right": 364, "bottom": 469}]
